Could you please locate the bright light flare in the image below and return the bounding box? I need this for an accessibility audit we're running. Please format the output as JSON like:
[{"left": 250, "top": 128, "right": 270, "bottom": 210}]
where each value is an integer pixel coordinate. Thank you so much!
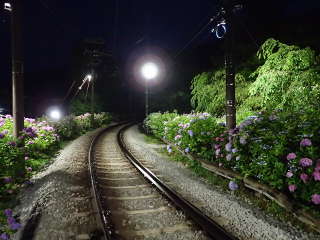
[
  {"left": 87, "top": 74, "right": 92, "bottom": 81},
  {"left": 49, "top": 109, "right": 61, "bottom": 120},
  {"left": 141, "top": 62, "right": 159, "bottom": 80},
  {"left": 4, "top": 3, "right": 11, "bottom": 11}
]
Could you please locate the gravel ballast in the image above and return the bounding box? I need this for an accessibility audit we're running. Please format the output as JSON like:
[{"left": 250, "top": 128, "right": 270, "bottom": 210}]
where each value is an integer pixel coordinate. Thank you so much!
[
  {"left": 13, "top": 128, "right": 106, "bottom": 240},
  {"left": 123, "top": 125, "right": 320, "bottom": 240}
]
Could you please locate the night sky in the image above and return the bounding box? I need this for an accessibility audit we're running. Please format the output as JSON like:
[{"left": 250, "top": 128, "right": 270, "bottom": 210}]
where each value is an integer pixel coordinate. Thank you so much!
[{"left": 1, "top": 0, "right": 320, "bottom": 116}]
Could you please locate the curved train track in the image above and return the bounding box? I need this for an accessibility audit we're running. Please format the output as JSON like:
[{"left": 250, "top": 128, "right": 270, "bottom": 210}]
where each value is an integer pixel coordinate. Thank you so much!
[{"left": 88, "top": 123, "right": 238, "bottom": 240}]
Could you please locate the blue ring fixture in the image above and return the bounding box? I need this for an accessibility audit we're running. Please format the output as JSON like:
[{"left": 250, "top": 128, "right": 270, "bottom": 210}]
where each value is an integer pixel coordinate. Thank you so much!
[{"left": 215, "top": 22, "right": 227, "bottom": 39}]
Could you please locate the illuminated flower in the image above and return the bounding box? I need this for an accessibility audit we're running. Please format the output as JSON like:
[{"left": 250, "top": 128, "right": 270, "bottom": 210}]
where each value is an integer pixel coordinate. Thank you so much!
[
  {"left": 286, "top": 153, "right": 296, "bottom": 161},
  {"left": 236, "top": 156, "right": 240, "bottom": 161},
  {"left": 187, "top": 130, "right": 194, "bottom": 137},
  {"left": 0, "top": 133, "right": 4, "bottom": 139},
  {"left": 174, "top": 135, "right": 182, "bottom": 141},
  {"left": 286, "top": 171, "right": 293, "bottom": 178},
  {"left": 239, "top": 137, "right": 247, "bottom": 145},
  {"left": 184, "top": 147, "right": 190, "bottom": 153},
  {"left": 300, "top": 173, "right": 309, "bottom": 183},
  {"left": 26, "top": 167, "right": 32, "bottom": 172},
  {"left": 8, "top": 141, "right": 16, "bottom": 147},
  {"left": 4, "top": 209, "right": 12, "bottom": 217},
  {"left": 215, "top": 149, "right": 221, "bottom": 156},
  {"left": 214, "top": 144, "right": 220, "bottom": 150},
  {"left": 288, "top": 184, "right": 297, "bottom": 192},
  {"left": 0, "top": 233, "right": 9, "bottom": 240},
  {"left": 231, "top": 148, "right": 238, "bottom": 153},
  {"left": 300, "top": 138, "right": 312, "bottom": 147},
  {"left": 228, "top": 181, "right": 238, "bottom": 191},
  {"left": 313, "top": 171, "right": 320, "bottom": 181},
  {"left": 225, "top": 142, "right": 232, "bottom": 152},
  {"left": 226, "top": 154, "right": 232, "bottom": 161},
  {"left": 3, "top": 177, "right": 12, "bottom": 183},
  {"left": 9, "top": 222, "right": 21, "bottom": 230},
  {"left": 299, "top": 158, "right": 313, "bottom": 167},
  {"left": 311, "top": 194, "right": 320, "bottom": 205}
]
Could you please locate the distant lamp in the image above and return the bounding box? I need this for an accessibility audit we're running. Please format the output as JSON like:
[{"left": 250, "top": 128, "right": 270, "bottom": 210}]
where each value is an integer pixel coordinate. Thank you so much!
[
  {"left": 49, "top": 109, "right": 61, "bottom": 120},
  {"left": 141, "top": 62, "right": 158, "bottom": 80},
  {"left": 4, "top": 2, "right": 12, "bottom": 11},
  {"left": 87, "top": 74, "right": 92, "bottom": 81}
]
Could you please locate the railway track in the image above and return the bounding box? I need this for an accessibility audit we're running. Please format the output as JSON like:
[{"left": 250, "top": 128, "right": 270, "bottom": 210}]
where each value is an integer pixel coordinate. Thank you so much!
[{"left": 88, "top": 123, "right": 238, "bottom": 240}]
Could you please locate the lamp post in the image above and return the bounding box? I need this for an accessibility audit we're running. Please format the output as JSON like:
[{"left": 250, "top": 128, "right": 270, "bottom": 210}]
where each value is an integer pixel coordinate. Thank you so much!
[{"left": 141, "top": 62, "right": 158, "bottom": 118}]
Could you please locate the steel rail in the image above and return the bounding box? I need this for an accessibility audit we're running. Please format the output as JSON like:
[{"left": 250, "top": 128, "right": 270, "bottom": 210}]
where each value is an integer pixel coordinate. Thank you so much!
[
  {"left": 88, "top": 122, "right": 126, "bottom": 240},
  {"left": 117, "top": 124, "right": 238, "bottom": 240}
]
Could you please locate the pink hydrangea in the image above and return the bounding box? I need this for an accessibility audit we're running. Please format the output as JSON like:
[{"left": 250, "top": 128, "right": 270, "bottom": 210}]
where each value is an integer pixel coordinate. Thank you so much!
[
  {"left": 313, "top": 171, "right": 320, "bottom": 181},
  {"left": 286, "top": 153, "right": 296, "bottom": 160},
  {"left": 288, "top": 184, "right": 297, "bottom": 192},
  {"left": 311, "top": 194, "right": 320, "bottom": 205},
  {"left": 300, "top": 173, "right": 309, "bottom": 183},
  {"left": 286, "top": 171, "right": 293, "bottom": 178},
  {"left": 300, "top": 138, "right": 312, "bottom": 147},
  {"left": 299, "top": 158, "right": 313, "bottom": 167}
]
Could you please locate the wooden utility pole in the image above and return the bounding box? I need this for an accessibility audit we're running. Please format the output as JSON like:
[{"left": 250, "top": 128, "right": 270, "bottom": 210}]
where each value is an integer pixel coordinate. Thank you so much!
[
  {"left": 11, "top": 0, "right": 24, "bottom": 137},
  {"left": 223, "top": 0, "right": 236, "bottom": 129},
  {"left": 90, "top": 71, "right": 95, "bottom": 126}
]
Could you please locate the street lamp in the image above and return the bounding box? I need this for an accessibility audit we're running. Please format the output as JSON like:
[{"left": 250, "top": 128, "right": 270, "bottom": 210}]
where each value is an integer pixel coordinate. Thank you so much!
[{"left": 141, "top": 62, "right": 159, "bottom": 118}]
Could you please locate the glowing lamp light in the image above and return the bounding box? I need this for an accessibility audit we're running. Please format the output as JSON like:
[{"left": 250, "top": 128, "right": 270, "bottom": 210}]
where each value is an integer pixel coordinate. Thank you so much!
[
  {"left": 4, "top": 2, "right": 12, "bottom": 11},
  {"left": 141, "top": 62, "right": 159, "bottom": 80},
  {"left": 49, "top": 109, "right": 61, "bottom": 120},
  {"left": 87, "top": 74, "right": 92, "bottom": 81}
]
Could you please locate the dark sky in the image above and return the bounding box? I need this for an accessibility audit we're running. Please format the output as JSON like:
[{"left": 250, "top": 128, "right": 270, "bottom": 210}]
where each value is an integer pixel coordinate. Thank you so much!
[{"left": 1, "top": 0, "right": 320, "bottom": 114}]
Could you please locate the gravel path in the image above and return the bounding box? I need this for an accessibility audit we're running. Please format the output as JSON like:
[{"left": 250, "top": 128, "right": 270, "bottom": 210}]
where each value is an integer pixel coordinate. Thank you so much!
[
  {"left": 13, "top": 128, "right": 107, "bottom": 240},
  {"left": 124, "top": 125, "right": 320, "bottom": 240}
]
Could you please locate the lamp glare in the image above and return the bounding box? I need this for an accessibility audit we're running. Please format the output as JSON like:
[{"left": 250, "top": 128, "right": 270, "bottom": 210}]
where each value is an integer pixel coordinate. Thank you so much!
[{"left": 141, "top": 62, "right": 158, "bottom": 80}]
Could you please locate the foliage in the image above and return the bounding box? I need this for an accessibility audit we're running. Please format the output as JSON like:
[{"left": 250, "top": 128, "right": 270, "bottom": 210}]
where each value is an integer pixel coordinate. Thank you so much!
[
  {"left": 0, "top": 112, "right": 112, "bottom": 237},
  {"left": 145, "top": 112, "right": 225, "bottom": 160},
  {"left": 190, "top": 38, "right": 320, "bottom": 121},
  {"left": 211, "top": 110, "right": 320, "bottom": 207},
  {"left": 69, "top": 92, "right": 106, "bottom": 116}
]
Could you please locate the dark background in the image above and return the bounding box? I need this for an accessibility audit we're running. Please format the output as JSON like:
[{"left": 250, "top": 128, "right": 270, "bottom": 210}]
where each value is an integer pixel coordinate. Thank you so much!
[{"left": 1, "top": 0, "right": 320, "bottom": 117}]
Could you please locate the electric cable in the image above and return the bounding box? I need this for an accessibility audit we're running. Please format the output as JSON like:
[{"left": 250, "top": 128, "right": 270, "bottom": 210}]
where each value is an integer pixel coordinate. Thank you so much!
[
  {"left": 236, "top": 15, "right": 259, "bottom": 49},
  {"left": 85, "top": 81, "right": 90, "bottom": 100},
  {"left": 62, "top": 80, "right": 76, "bottom": 102}
]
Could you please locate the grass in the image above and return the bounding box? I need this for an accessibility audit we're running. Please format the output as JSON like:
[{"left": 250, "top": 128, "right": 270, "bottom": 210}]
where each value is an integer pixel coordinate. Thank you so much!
[
  {"left": 158, "top": 147, "right": 317, "bottom": 234},
  {"left": 144, "top": 135, "right": 164, "bottom": 145}
]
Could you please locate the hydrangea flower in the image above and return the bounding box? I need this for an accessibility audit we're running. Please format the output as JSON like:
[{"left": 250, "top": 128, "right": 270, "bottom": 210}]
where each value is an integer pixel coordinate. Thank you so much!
[
  {"left": 215, "top": 149, "right": 221, "bottom": 156},
  {"left": 288, "top": 184, "right": 297, "bottom": 192},
  {"left": 4, "top": 209, "right": 12, "bottom": 217},
  {"left": 226, "top": 154, "right": 232, "bottom": 161},
  {"left": 184, "top": 147, "right": 190, "bottom": 153},
  {"left": 174, "top": 135, "right": 182, "bottom": 141},
  {"left": 0, "top": 233, "right": 9, "bottom": 240},
  {"left": 225, "top": 143, "right": 232, "bottom": 152},
  {"left": 311, "top": 194, "right": 320, "bottom": 205},
  {"left": 187, "top": 130, "right": 194, "bottom": 137},
  {"left": 231, "top": 148, "right": 238, "bottom": 153},
  {"left": 9, "top": 222, "right": 21, "bottom": 230},
  {"left": 286, "top": 153, "right": 296, "bottom": 161},
  {"left": 236, "top": 156, "right": 241, "bottom": 161},
  {"left": 8, "top": 141, "right": 16, "bottom": 147},
  {"left": 299, "top": 158, "right": 313, "bottom": 167},
  {"left": 286, "top": 171, "right": 293, "bottom": 178},
  {"left": 26, "top": 167, "right": 32, "bottom": 172},
  {"left": 239, "top": 137, "right": 247, "bottom": 145},
  {"left": 166, "top": 145, "right": 172, "bottom": 153},
  {"left": 214, "top": 144, "right": 220, "bottom": 150},
  {"left": 313, "top": 171, "right": 320, "bottom": 181},
  {"left": 0, "top": 133, "right": 4, "bottom": 139},
  {"left": 300, "top": 138, "right": 312, "bottom": 147},
  {"left": 300, "top": 173, "right": 309, "bottom": 183},
  {"left": 228, "top": 181, "right": 238, "bottom": 191}
]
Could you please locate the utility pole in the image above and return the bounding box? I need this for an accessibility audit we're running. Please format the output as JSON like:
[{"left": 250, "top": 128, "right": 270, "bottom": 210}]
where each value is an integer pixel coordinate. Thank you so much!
[
  {"left": 223, "top": 0, "right": 236, "bottom": 129},
  {"left": 11, "top": 0, "right": 24, "bottom": 137},
  {"left": 90, "top": 71, "right": 95, "bottom": 126}
]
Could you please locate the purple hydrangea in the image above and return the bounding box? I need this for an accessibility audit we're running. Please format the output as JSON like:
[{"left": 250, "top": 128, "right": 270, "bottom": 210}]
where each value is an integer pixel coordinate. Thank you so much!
[
  {"left": 236, "top": 156, "right": 241, "bottom": 161},
  {"left": 286, "top": 153, "right": 296, "bottom": 161},
  {"left": 225, "top": 142, "right": 232, "bottom": 152},
  {"left": 214, "top": 144, "right": 221, "bottom": 150},
  {"left": 3, "top": 177, "right": 12, "bottom": 183},
  {"left": 311, "top": 194, "right": 320, "bottom": 205},
  {"left": 4, "top": 209, "right": 12, "bottom": 217},
  {"left": 0, "top": 233, "right": 9, "bottom": 240},
  {"left": 184, "top": 147, "right": 190, "bottom": 153},
  {"left": 174, "top": 135, "right": 182, "bottom": 141},
  {"left": 286, "top": 171, "right": 293, "bottom": 178},
  {"left": 0, "top": 133, "right": 4, "bottom": 139},
  {"left": 300, "top": 138, "right": 312, "bottom": 147},
  {"left": 26, "top": 167, "right": 32, "bottom": 172},
  {"left": 299, "top": 158, "right": 313, "bottom": 167},
  {"left": 228, "top": 181, "right": 238, "bottom": 191},
  {"left": 313, "top": 171, "right": 320, "bottom": 181},
  {"left": 8, "top": 141, "right": 16, "bottom": 147},
  {"left": 226, "top": 154, "right": 232, "bottom": 161},
  {"left": 166, "top": 145, "right": 172, "bottom": 153},
  {"left": 231, "top": 148, "right": 238, "bottom": 153},
  {"left": 187, "top": 130, "right": 194, "bottom": 137},
  {"left": 9, "top": 222, "right": 21, "bottom": 230},
  {"left": 300, "top": 173, "right": 309, "bottom": 183},
  {"left": 215, "top": 149, "right": 221, "bottom": 156},
  {"left": 288, "top": 184, "right": 297, "bottom": 192}
]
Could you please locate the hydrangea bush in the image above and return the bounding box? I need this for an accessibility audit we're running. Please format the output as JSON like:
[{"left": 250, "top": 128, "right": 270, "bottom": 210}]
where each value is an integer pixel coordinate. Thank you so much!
[
  {"left": 146, "top": 110, "right": 320, "bottom": 210},
  {"left": 0, "top": 112, "right": 112, "bottom": 237},
  {"left": 145, "top": 112, "right": 225, "bottom": 160}
]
